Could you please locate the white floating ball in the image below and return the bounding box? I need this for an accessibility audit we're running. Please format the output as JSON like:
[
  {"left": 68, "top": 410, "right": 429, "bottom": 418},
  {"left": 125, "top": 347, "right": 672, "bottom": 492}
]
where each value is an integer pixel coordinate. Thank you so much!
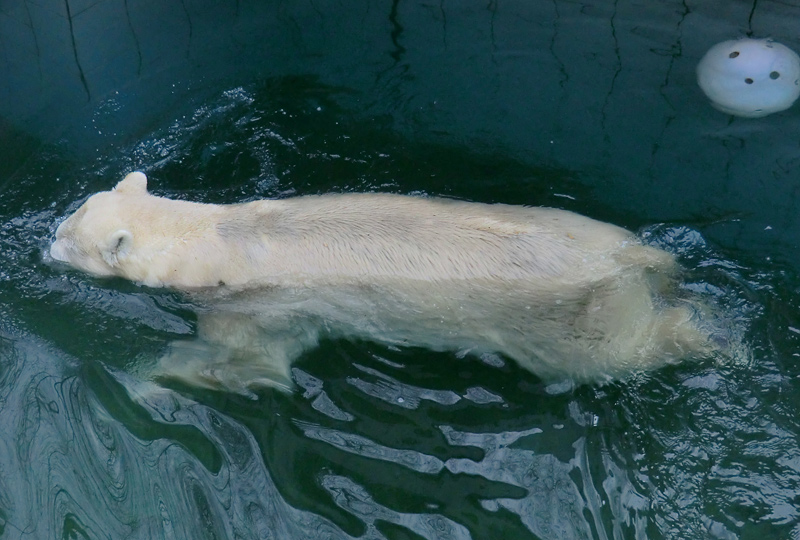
[{"left": 697, "top": 38, "right": 800, "bottom": 118}]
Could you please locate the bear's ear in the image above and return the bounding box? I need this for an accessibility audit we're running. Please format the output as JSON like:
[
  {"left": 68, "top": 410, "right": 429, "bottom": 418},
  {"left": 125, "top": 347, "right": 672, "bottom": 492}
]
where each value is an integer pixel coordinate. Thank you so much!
[
  {"left": 102, "top": 229, "right": 133, "bottom": 267},
  {"left": 114, "top": 172, "right": 148, "bottom": 195}
]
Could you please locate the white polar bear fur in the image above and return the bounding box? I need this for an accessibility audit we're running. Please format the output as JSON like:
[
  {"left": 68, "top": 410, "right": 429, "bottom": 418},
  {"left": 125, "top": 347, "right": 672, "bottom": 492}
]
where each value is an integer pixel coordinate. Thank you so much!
[{"left": 51, "top": 172, "right": 717, "bottom": 393}]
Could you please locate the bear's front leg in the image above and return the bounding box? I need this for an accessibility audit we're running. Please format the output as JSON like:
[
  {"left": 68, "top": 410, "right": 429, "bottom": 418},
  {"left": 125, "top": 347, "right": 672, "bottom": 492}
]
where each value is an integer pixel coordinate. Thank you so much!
[{"left": 150, "top": 310, "right": 321, "bottom": 396}]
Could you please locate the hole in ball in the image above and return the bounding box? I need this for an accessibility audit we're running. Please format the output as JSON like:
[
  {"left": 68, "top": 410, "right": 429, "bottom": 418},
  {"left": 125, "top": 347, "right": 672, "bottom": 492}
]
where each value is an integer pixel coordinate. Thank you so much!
[
  {"left": 745, "top": 78, "right": 754, "bottom": 84},
  {"left": 770, "top": 71, "right": 780, "bottom": 80},
  {"left": 729, "top": 51, "right": 740, "bottom": 58}
]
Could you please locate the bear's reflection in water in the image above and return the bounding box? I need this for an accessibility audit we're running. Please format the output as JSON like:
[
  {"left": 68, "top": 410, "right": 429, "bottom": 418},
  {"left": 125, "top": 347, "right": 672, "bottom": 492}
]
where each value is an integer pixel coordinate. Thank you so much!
[{"left": 50, "top": 172, "right": 740, "bottom": 395}]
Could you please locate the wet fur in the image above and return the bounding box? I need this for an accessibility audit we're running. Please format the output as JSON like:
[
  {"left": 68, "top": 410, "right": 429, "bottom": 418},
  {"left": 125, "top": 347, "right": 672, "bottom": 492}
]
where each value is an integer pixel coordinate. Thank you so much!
[{"left": 51, "top": 172, "right": 719, "bottom": 394}]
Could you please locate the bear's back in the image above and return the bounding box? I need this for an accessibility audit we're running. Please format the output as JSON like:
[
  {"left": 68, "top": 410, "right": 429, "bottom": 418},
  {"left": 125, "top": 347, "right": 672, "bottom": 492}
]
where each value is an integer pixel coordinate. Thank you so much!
[{"left": 214, "top": 193, "right": 651, "bottom": 285}]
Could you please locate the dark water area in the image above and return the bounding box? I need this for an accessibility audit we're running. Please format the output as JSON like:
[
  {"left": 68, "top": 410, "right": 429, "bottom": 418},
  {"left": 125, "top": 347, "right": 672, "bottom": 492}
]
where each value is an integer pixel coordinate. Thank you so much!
[{"left": 1, "top": 0, "right": 800, "bottom": 538}]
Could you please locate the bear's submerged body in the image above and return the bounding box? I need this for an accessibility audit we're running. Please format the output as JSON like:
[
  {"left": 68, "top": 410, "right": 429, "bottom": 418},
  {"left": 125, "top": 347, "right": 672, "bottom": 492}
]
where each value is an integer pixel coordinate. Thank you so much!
[{"left": 51, "top": 172, "right": 722, "bottom": 393}]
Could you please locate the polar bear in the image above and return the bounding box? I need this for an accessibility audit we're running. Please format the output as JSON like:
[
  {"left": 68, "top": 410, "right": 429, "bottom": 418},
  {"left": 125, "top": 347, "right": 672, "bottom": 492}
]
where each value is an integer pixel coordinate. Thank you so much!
[{"left": 50, "top": 172, "right": 721, "bottom": 393}]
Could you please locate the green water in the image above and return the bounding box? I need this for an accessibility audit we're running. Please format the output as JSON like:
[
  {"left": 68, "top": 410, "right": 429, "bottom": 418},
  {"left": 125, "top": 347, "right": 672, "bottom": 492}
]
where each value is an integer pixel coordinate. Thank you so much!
[{"left": 1, "top": 1, "right": 799, "bottom": 538}]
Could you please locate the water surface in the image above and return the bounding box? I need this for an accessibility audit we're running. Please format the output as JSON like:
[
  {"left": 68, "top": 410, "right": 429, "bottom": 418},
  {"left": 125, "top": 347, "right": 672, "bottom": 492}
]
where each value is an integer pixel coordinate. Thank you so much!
[{"left": 1, "top": 1, "right": 799, "bottom": 538}]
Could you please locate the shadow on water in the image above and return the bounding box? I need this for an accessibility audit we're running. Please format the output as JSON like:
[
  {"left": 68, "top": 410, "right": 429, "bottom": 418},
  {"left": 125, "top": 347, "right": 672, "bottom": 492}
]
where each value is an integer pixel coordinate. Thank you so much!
[{"left": 1, "top": 1, "right": 800, "bottom": 538}]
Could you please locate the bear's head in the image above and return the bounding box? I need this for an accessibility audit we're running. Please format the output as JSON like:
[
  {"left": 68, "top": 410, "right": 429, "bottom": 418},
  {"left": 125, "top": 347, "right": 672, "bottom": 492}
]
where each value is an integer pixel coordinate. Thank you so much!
[{"left": 50, "top": 172, "right": 162, "bottom": 282}]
